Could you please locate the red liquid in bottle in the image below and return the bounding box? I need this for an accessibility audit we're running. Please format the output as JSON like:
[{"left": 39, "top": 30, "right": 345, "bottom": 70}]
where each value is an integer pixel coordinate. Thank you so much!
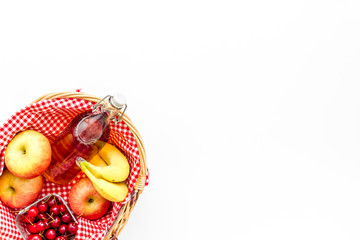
[{"left": 43, "top": 111, "right": 110, "bottom": 185}]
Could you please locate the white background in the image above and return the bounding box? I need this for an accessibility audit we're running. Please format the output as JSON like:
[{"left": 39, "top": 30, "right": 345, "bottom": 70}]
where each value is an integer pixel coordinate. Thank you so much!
[{"left": 1, "top": 1, "right": 360, "bottom": 239}]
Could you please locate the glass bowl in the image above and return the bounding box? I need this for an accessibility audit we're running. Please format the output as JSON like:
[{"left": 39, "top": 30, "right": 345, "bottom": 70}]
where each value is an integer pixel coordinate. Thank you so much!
[{"left": 15, "top": 193, "right": 77, "bottom": 240}]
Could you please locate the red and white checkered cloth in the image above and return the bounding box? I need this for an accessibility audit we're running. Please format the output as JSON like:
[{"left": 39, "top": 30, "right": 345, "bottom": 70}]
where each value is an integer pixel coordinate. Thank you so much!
[{"left": 0, "top": 98, "right": 149, "bottom": 240}]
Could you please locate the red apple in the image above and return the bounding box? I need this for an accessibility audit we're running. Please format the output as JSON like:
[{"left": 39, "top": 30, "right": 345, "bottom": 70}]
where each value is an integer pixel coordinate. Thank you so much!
[
  {"left": 69, "top": 178, "right": 110, "bottom": 220},
  {"left": 0, "top": 169, "right": 43, "bottom": 208},
  {"left": 5, "top": 130, "right": 51, "bottom": 179}
]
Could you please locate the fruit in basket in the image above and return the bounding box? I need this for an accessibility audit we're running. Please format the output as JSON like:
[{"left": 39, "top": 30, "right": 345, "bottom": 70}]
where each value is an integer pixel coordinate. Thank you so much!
[
  {"left": 5, "top": 130, "right": 51, "bottom": 179},
  {"left": 88, "top": 154, "right": 107, "bottom": 167},
  {"left": 47, "top": 197, "right": 57, "bottom": 207},
  {"left": 55, "top": 237, "right": 67, "bottom": 240},
  {"left": 19, "top": 195, "right": 78, "bottom": 239},
  {"left": 50, "top": 216, "right": 61, "bottom": 228},
  {"left": 79, "top": 159, "right": 129, "bottom": 202},
  {"left": 0, "top": 169, "right": 43, "bottom": 208},
  {"left": 61, "top": 212, "right": 72, "bottom": 223},
  {"left": 82, "top": 142, "right": 130, "bottom": 182},
  {"left": 69, "top": 177, "right": 110, "bottom": 220},
  {"left": 36, "top": 220, "right": 47, "bottom": 232},
  {"left": 28, "top": 206, "right": 39, "bottom": 217},
  {"left": 28, "top": 234, "right": 42, "bottom": 240},
  {"left": 50, "top": 205, "right": 61, "bottom": 216},
  {"left": 58, "top": 224, "right": 67, "bottom": 235},
  {"left": 38, "top": 202, "right": 48, "bottom": 213},
  {"left": 20, "top": 215, "right": 36, "bottom": 223},
  {"left": 58, "top": 204, "right": 67, "bottom": 214},
  {"left": 67, "top": 221, "right": 78, "bottom": 234},
  {"left": 27, "top": 223, "right": 39, "bottom": 233},
  {"left": 45, "top": 228, "right": 57, "bottom": 240}
]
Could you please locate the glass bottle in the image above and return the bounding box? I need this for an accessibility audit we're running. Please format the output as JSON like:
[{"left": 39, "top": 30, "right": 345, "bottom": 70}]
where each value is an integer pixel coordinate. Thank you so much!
[{"left": 43, "top": 94, "right": 127, "bottom": 185}]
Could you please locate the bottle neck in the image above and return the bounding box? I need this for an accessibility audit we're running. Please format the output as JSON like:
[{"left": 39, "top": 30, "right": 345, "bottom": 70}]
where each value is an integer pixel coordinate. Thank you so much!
[
  {"left": 94, "top": 101, "right": 121, "bottom": 122},
  {"left": 104, "top": 106, "right": 121, "bottom": 120}
]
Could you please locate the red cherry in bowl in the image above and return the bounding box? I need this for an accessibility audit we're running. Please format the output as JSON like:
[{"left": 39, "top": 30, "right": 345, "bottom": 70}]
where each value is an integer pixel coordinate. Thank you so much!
[
  {"left": 38, "top": 202, "right": 48, "bottom": 213},
  {"left": 27, "top": 206, "right": 39, "bottom": 218},
  {"left": 50, "top": 205, "right": 60, "bottom": 216},
  {"left": 58, "top": 224, "right": 67, "bottom": 235},
  {"left": 61, "top": 213, "right": 72, "bottom": 223},
  {"left": 55, "top": 236, "right": 67, "bottom": 240},
  {"left": 45, "top": 229, "right": 57, "bottom": 240},
  {"left": 58, "top": 204, "right": 67, "bottom": 214},
  {"left": 47, "top": 197, "right": 57, "bottom": 207},
  {"left": 36, "top": 220, "right": 46, "bottom": 232},
  {"left": 50, "top": 216, "right": 61, "bottom": 228},
  {"left": 67, "top": 222, "right": 78, "bottom": 234},
  {"left": 28, "top": 234, "right": 42, "bottom": 240},
  {"left": 43, "top": 219, "right": 50, "bottom": 229},
  {"left": 37, "top": 213, "right": 47, "bottom": 220},
  {"left": 21, "top": 215, "right": 35, "bottom": 224},
  {"left": 27, "top": 223, "right": 39, "bottom": 234}
]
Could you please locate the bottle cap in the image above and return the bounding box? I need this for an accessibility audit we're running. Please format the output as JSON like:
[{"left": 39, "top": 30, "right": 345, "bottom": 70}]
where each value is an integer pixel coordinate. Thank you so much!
[{"left": 109, "top": 93, "right": 127, "bottom": 109}]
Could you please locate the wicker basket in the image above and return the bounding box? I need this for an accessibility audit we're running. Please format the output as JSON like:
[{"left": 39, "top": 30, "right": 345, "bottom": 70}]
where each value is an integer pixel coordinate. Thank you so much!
[{"left": 32, "top": 91, "right": 148, "bottom": 240}]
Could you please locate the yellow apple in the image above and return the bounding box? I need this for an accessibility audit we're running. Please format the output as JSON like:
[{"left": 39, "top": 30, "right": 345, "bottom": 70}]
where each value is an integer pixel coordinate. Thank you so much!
[
  {"left": 5, "top": 130, "right": 51, "bottom": 179},
  {"left": 0, "top": 169, "right": 43, "bottom": 209}
]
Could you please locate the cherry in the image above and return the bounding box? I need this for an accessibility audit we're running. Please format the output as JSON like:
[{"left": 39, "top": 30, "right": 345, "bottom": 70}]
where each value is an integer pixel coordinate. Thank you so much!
[
  {"left": 38, "top": 202, "right": 48, "bottom": 213},
  {"left": 37, "top": 213, "right": 47, "bottom": 220},
  {"left": 28, "top": 234, "right": 42, "bottom": 240},
  {"left": 55, "top": 236, "right": 67, "bottom": 240},
  {"left": 27, "top": 223, "right": 39, "bottom": 234},
  {"left": 60, "top": 213, "right": 72, "bottom": 223},
  {"left": 21, "top": 215, "right": 35, "bottom": 223},
  {"left": 50, "top": 205, "right": 60, "bottom": 216},
  {"left": 58, "top": 224, "right": 67, "bottom": 235},
  {"left": 36, "top": 220, "right": 46, "bottom": 232},
  {"left": 67, "top": 222, "right": 77, "bottom": 234},
  {"left": 43, "top": 219, "right": 50, "bottom": 230},
  {"left": 58, "top": 204, "right": 67, "bottom": 214},
  {"left": 27, "top": 206, "right": 39, "bottom": 218},
  {"left": 50, "top": 216, "right": 61, "bottom": 228},
  {"left": 47, "top": 197, "right": 57, "bottom": 207},
  {"left": 45, "top": 229, "right": 57, "bottom": 240}
]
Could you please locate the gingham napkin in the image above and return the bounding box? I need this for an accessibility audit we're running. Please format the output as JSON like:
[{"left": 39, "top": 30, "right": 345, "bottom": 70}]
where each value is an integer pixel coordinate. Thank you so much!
[{"left": 0, "top": 98, "right": 149, "bottom": 240}]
